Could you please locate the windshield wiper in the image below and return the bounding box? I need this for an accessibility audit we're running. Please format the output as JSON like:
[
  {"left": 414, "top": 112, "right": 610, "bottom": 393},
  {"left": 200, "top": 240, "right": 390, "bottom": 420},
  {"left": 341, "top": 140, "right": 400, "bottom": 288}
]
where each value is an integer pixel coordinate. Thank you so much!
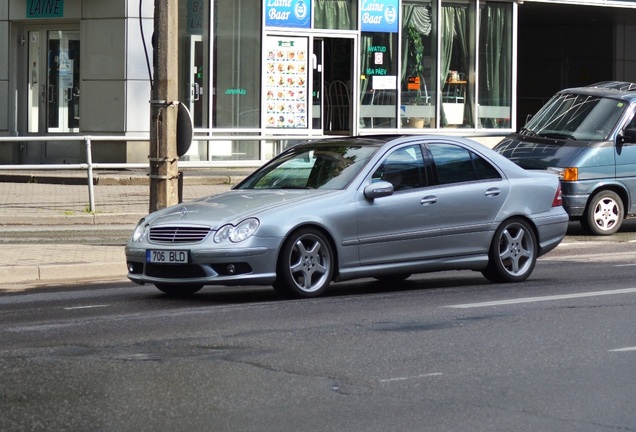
[
  {"left": 538, "top": 132, "right": 576, "bottom": 141},
  {"left": 519, "top": 127, "right": 537, "bottom": 136},
  {"left": 270, "top": 185, "right": 313, "bottom": 190}
]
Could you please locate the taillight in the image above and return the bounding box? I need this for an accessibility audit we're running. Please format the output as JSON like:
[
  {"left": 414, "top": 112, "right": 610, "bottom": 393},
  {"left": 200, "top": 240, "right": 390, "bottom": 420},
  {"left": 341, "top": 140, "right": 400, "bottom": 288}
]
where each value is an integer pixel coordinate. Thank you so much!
[{"left": 552, "top": 183, "right": 563, "bottom": 207}]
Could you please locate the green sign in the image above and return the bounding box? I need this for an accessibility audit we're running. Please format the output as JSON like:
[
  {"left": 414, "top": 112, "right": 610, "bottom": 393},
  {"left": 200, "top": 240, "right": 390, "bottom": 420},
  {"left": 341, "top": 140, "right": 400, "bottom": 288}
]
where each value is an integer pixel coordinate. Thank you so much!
[{"left": 27, "top": 0, "right": 64, "bottom": 18}]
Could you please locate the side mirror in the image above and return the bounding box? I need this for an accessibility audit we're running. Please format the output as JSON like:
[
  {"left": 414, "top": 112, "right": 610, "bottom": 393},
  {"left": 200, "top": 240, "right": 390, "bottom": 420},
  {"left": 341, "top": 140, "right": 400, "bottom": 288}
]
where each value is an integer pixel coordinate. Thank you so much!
[
  {"left": 364, "top": 180, "right": 394, "bottom": 200},
  {"left": 618, "top": 129, "right": 636, "bottom": 145}
]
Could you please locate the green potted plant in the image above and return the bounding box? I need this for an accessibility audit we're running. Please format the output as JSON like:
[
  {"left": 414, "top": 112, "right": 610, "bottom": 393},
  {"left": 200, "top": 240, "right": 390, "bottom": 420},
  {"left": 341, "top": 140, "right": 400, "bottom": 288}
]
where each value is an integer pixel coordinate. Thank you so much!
[{"left": 405, "top": 24, "right": 427, "bottom": 128}]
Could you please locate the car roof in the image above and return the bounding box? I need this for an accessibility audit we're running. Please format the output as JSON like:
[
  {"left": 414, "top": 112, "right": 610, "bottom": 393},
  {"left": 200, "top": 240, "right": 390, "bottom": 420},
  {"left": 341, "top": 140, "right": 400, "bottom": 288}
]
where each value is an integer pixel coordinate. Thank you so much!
[
  {"left": 298, "top": 135, "right": 403, "bottom": 147},
  {"left": 559, "top": 81, "right": 636, "bottom": 102}
]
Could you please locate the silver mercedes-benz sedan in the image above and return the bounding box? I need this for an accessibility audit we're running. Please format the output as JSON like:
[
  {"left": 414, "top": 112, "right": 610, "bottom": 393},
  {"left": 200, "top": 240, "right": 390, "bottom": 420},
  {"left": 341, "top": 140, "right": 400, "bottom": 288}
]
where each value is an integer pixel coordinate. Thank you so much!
[{"left": 126, "top": 135, "right": 568, "bottom": 298}]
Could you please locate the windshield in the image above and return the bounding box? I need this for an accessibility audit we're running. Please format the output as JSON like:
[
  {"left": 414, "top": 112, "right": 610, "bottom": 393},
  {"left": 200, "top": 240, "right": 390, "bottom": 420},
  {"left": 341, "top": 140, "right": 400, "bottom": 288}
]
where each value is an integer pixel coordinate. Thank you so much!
[
  {"left": 237, "top": 144, "right": 379, "bottom": 190},
  {"left": 524, "top": 93, "right": 627, "bottom": 141}
]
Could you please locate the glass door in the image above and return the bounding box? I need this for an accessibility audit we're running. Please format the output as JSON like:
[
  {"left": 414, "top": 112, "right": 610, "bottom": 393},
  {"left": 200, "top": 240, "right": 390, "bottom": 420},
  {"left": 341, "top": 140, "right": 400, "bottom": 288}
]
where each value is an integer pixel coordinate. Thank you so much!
[
  {"left": 27, "top": 28, "right": 80, "bottom": 135},
  {"left": 313, "top": 37, "right": 354, "bottom": 135},
  {"left": 311, "top": 39, "right": 324, "bottom": 131}
]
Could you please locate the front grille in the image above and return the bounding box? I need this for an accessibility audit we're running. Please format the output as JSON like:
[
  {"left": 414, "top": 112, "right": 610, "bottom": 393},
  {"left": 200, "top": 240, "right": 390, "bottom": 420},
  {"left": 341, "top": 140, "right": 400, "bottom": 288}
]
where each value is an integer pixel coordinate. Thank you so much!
[
  {"left": 146, "top": 264, "right": 207, "bottom": 279},
  {"left": 149, "top": 226, "right": 211, "bottom": 243}
]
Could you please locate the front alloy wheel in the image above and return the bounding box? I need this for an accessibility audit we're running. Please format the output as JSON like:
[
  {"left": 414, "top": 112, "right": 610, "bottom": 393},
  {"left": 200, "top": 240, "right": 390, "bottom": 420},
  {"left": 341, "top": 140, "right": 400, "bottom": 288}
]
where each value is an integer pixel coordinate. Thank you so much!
[
  {"left": 482, "top": 218, "right": 537, "bottom": 283},
  {"left": 582, "top": 190, "right": 623, "bottom": 236},
  {"left": 273, "top": 228, "right": 334, "bottom": 298}
]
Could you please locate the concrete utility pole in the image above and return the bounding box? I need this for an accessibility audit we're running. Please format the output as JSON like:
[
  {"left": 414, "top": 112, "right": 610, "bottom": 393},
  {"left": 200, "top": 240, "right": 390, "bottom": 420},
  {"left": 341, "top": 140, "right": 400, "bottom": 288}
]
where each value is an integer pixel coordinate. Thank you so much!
[{"left": 149, "top": 0, "right": 179, "bottom": 212}]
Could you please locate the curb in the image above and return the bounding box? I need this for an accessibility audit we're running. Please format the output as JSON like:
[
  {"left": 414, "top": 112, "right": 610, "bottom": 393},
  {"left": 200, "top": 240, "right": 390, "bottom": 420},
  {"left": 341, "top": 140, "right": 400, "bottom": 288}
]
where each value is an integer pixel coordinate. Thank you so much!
[
  {"left": 0, "top": 262, "right": 127, "bottom": 286},
  {"left": 0, "top": 213, "right": 144, "bottom": 226}
]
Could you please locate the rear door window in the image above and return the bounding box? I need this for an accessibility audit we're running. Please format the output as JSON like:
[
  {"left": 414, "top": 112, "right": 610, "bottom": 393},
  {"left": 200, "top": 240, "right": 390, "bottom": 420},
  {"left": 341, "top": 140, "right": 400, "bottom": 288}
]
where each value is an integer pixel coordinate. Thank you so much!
[{"left": 428, "top": 143, "right": 502, "bottom": 185}]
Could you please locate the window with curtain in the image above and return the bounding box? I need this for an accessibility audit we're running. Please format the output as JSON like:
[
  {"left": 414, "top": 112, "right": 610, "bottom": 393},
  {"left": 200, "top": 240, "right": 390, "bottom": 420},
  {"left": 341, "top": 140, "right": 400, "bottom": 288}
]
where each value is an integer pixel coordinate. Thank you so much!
[
  {"left": 441, "top": 2, "right": 475, "bottom": 128},
  {"left": 401, "top": 1, "right": 436, "bottom": 129},
  {"left": 314, "top": 0, "right": 357, "bottom": 30},
  {"left": 478, "top": 2, "right": 512, "bottom": 129}
]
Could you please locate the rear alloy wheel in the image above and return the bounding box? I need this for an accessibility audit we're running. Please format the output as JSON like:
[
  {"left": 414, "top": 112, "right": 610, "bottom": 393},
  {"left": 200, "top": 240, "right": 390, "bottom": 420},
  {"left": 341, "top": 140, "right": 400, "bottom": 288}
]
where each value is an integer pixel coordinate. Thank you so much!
[
  {"left": 482, "top": 218, "right": 537, "bottom": 283},
  {"left": 582, "top": 190, "right": 623, "bottom": 236},
  {"left": 273, "top": 228, "right": 334, "bottom": 299},
  {"left": 155, "top": 283, "right": 203, "bottom": 297}
]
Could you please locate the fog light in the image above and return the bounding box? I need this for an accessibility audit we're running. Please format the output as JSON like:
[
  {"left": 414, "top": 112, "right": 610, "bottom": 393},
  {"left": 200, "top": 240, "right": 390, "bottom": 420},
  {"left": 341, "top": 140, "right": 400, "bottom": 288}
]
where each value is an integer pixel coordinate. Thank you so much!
[
  {"left": 128, "top": 263, "right": 135, "bottom": 272},
  {"left": 227, "top": 264, "right": 236, "bottom": 275}
]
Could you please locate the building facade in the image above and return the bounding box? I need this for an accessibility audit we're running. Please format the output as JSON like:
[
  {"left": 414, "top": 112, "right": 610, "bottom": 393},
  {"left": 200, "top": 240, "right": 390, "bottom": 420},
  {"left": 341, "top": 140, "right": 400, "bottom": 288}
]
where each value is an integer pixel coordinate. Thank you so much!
[{"left": 1, "top": 0, "right": 636, "bottom": 165}]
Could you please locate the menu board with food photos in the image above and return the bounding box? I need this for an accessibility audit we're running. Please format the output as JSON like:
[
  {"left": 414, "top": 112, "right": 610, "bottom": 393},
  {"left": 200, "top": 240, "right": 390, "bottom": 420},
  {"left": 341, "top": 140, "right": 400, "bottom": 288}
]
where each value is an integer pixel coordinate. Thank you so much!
[{"left": 265, "top": 36, "right": 308, "bottom": 129}]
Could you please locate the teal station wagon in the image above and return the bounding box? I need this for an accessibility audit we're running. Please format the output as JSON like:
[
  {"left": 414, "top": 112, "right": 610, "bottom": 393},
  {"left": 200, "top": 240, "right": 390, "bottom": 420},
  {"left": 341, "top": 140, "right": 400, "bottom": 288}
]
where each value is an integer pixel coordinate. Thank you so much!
[{"left": 494, "top": 82, "right": 636, "bottom": 235}]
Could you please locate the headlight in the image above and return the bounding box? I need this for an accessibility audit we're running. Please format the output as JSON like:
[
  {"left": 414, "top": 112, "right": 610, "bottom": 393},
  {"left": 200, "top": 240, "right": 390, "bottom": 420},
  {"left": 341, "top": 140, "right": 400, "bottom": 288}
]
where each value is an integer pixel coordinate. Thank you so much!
[
  {"left": 132, "top": 219, "right": 149, "bottom": 242},
  {"left": 214, "top": 218, "right": 260, "bottom": 243}
]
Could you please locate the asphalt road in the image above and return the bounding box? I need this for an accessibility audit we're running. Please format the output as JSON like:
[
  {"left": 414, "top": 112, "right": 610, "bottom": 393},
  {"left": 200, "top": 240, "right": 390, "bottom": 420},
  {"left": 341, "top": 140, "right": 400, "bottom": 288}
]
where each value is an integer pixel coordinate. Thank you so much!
[{"left": 1, "top": 233, "right": 635, "bottom": 431}]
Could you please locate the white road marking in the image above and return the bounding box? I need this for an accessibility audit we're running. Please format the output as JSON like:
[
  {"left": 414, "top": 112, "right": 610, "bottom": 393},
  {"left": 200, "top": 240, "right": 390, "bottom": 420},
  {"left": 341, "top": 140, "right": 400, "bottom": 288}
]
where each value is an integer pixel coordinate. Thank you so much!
[
  {"left": 609, "top": 347, "right": 636, "bottom": 352},
  {"left": 379, "top": 373, "right": 443, "bottom": 383},
  {"left": 64, "top": 304, "right": 109, "bottom": 310},
  {"left": 614, "top": 264, "right": 636, "bottom": 267},
  {"left": 444, "top": 288, "right": 636, "bottom": 309}
]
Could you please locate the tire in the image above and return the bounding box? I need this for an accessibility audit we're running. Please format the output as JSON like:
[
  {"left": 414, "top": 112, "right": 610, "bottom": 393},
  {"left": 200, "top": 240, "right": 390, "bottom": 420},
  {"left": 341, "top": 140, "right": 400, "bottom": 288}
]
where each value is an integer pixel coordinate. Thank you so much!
[
  {"left": 581, "top": 190, "right": 623, "bottom": 236},
  {"left": 273, "top": 228, "right": 334, "bottom": 299},
  {"left": 482, "top": 218, "right": 537, "bottom": 283},
  {"left": 155, "top": 283, "right": 203, "bottom": 297}
]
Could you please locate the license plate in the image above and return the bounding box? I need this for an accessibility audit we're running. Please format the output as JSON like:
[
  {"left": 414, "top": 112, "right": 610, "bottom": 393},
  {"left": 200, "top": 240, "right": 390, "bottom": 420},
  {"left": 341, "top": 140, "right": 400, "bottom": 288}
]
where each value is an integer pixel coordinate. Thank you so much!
[{"left": 146, "top": 250, "right": 189, "bottom": 264}]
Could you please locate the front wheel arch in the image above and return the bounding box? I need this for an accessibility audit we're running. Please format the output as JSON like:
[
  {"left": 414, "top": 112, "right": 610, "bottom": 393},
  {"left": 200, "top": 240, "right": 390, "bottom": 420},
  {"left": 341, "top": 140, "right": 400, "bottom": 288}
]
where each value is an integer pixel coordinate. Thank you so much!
[{"left": 273, "top": 226, "right": 338, "bottom": 299}]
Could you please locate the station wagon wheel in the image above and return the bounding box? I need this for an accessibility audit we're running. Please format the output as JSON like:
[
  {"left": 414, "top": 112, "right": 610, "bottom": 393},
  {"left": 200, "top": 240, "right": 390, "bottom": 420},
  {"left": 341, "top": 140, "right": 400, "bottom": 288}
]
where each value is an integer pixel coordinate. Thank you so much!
[
  {"left": 582, "top": 190, "right": 623, "bottom": 236},
  {"left": 155, "top": 283, "right": 203, "bottom": 297},
  {"left": 273, "top": 228, "right": 334, "bottom": 299},
  {"left": 482, "top": 218, "right": 537, "bottom": 283}
]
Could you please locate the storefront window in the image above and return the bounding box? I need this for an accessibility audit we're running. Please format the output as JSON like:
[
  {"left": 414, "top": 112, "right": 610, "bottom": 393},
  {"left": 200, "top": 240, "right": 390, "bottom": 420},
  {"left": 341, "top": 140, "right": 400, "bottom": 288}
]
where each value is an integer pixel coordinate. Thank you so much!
[
  {"left": 314, "top": 0, "right": 357, "bottom": 30},
  {"left": 441, "top": 2, "right": 475, "bottom": 128},
  {"left": 359, "top": 32, "right": 398, "bottom": 129},
  {"left": 401, "top": 1, "right": 436, "bottom": 129},
  {"left": 478, "top": 2, "right": 512, "bottom": 129},
  {"left": 212, "top": 0, "right": 262, "bottom": 160}
]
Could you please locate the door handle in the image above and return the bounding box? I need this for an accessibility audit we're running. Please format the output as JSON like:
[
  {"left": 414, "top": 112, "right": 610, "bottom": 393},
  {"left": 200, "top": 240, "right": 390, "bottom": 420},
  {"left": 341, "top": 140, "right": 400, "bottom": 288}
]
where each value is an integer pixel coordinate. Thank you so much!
[
  {"left": 420, "top": 195, "right": 438, "bottom": 205},
  {"left": 485, "top": 188, "right": 501, "bottom": 197}
]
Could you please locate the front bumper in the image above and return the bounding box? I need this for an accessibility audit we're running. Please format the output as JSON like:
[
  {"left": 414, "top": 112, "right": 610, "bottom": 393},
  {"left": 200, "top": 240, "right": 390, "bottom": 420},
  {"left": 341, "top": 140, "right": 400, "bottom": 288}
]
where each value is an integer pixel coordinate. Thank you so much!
[
  {"left": 125, "top": 244, "right": 279, "bottom": 287},
  {"left": 562, "top": 193, "right": 588, "bottom": 219}
]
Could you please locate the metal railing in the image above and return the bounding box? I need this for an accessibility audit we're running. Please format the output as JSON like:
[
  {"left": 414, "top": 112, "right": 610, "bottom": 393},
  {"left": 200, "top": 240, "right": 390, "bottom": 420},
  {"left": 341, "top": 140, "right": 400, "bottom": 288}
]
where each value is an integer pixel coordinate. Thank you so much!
[{"left": 0, "top": 134, "right": 328, "bottom": 211}]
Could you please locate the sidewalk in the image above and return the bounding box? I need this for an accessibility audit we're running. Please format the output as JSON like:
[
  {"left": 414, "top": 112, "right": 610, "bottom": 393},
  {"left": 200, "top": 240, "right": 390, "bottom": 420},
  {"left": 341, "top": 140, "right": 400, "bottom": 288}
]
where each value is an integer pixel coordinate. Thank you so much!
[{"left": 0, "top": 169, "right": 250, "bottom": 291}]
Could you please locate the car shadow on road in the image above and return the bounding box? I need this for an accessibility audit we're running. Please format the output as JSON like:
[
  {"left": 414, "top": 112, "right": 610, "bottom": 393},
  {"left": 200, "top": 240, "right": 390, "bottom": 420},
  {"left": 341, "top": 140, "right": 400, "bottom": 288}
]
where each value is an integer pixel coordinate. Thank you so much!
[{"left": 147, "top": 271, "right": 493, "bottom": 305}]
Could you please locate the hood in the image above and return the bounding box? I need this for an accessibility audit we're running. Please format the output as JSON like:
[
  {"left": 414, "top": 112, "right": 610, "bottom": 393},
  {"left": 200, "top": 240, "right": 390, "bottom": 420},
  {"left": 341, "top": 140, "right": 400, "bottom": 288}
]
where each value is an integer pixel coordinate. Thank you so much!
[
  {"left": 494, "top": 133, "right": 592, "bottom": 170},
  {"left": 146, "top": 189, "right": 337, "bottom": 228}
]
